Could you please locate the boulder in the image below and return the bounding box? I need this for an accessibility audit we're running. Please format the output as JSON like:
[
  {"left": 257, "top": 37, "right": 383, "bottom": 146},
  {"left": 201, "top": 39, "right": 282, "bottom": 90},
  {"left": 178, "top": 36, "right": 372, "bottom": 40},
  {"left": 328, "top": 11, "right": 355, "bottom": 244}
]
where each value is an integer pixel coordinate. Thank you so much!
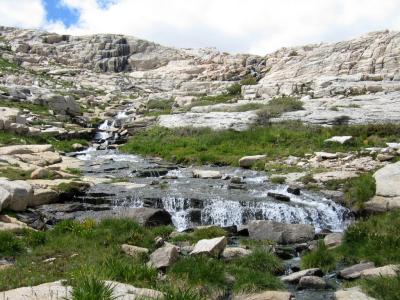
[
  {"left": 192, "top": 169, "right": 222, "bottom": 179},
  {"left": 0, "top": 144, "right": 53, "bottom": 155},
  {"left": 359, "top": 264, "right": 399, "bottom": 278},
  {"left": 281, "top": 268, "right": 322, "bottom": 284},
  {"left": 313, "top": 171, "right": 358, "bottom": 183},
  {"left": 339, "top": 262, "right": 375, "bottom": 279},
  {"left": 29, "top": 188, "right": 58, "bottom": 207},
  {"left": 30, "top": 168, "right": 50, "bottom": 179},
  {"left": 0, "top": 187, "right": 11, "bottom": 212},
  {"left": 0, "top": 179, "right": 33, "bottom": 211},
  {"left": 121, "top": 244, "right": 149, "bottom": 258},
  {"left": 43, "top": 94, "right": 81, "bottom": 116},
  {"left": 376, "top": 153, "right": 394, "bottom": 162},
  {"left": 16, "top": 152, "right": 62, "bottom": 167},
  {"left": 191, "top": 236, "right": 227, "bottom": 257},
  {"left": 324, "top": 233, "right": 343, "bottom": 248},
  {"left": 248, "top": 220, "right": 315, "bottom": 244},
  {"left": 335, "top": 286, "right": 376, "bottom": 300},
  {"left": 239, "top": 155, "right": 267, "bottom": 168},
  {"left": 233, "top": 291, "right": 292, "bottom": 300},
  {"left": 222, "top": 247, "right": 252, "bottom": 260},
  {"left": 298, "top": 276, "right": 326, "bottom": 289},
  {"left": 148, "top": 243, "right": 179, "bottom": 269},
  {"left": 365, "top": 162, "right": 400, "bottom": 212}
]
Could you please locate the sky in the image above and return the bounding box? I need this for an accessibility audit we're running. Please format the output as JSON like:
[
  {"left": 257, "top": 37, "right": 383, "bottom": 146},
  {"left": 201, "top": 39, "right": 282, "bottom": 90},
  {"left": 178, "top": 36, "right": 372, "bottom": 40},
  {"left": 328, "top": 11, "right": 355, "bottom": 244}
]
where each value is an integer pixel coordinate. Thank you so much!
[{"left": 0, "top": 0, "right": 400, "bottom": 55}]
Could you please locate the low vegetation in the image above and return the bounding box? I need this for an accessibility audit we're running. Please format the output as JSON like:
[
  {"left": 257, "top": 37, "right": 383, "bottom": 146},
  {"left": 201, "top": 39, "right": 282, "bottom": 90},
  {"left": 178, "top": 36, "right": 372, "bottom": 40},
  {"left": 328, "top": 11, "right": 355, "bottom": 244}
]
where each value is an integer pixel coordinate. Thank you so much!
[
  {"left": 0, "top": 99, "right": 50, "bottom": 116},
  {"left": 144, "top": 99, "right": 174, "bottom": 117},
  {"left": 301, "top": 240, "right": 336, "bottom": 273},
  {"left": 360, "top": 273, "right": 400, "bottom": 300},
  {"left": 0, "top": 57, "right": 20, "bottom": 73},
  {"left": 0, "top": 219, "right": 284, "bottom": 298},
  {"left": 121, "top": 122, "right": 400, "bottom": 166},
  {"left": 256, "top": 96, "right": 304, "bottom": 124}
]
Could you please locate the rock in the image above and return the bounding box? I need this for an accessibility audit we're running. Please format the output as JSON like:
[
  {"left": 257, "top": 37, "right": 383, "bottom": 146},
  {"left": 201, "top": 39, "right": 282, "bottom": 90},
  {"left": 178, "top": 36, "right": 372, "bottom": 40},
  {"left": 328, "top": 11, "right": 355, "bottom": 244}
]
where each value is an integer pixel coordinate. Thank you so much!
[
  {"left": 359, "top": 264, "right": 399, "bottom": 278},
  {"left": 267, "top": 192, "right": 290, "bottom": 202},
  {"left": 0, "top": 144, "right": 53, "bottom": 155},
  {"left": 0, "top": 215, "right": 31, "bottom": 231},
  {"left": 0, "top": 179, "right": 33, "bottom": 211},
  {"left": 148, "top": 243, "right": 179, "bottom": 269},
  {"left": 376, "top": 153, "right": 395, "bottom": 162},
  {"left": 248, "top": 220, "right": 315, "bottom": 244},
  {"left": 0, "top": 187, "right": 11, "bottom": 212},
  {"left": 0, "top": 280, "right": 71, "bottom": 300},
  {"left": 339, "top": 262, "right": 375, "bottom": 279},
  {"left": 43, "top": 94, "right": 81, "bottom": 116},
  {"left": 191, "top": 236, "right": 227, "bottom": 257},
  {"left": 298, "top": 276, "right": 326, "bottom": 289},
  {"left": 239, "top": 155, "right": 267, "bottom": 168},
  {"left": 233, "top": 291, "right": 292, "bottom": 300},
  {"left": 324, "top": 233, "right": 343, "bottom": 248},
  {"left": 0, "top": 107, "right": 20, "bottom": 131},
  {"left": 15, "top": 151, "right": 62, "bottom": 167},
  {"left": 313, "top": 171, "right": 358, "bottom": 183},
  {"left": 192, "top": 169, "right": 222, "bottom": 179},
  {"left": 365, "top": 162, "right": 400, "bottom": 212},
  {"left": 121, "top": 244, "right": 149, "bottom": 258},
  {"left": 281, "top": 268, "right": 322, "bottom": 283},
  {"left": 30, "top": 168, "right": 50, "bottom": 179},
  {"left": 335, "top": 286, "right": 376, "bottom": 300},
  {"left": 104, "top": 280, "right": 163, "bottom": 299},
  {"left": 287, "top": 185, "right": 301, "bottom": 195},
  {"left": 315, "top": 152, "right": 338, "bottom": 160},
  {"left": 29, "top": 188, "right": 58, "bottom": 206},
  {"left": 222, "top": 247, "right": 252, "bottom": 260},
  {"left": 324, "top": 136, "right": 353, "bottom": 144}
]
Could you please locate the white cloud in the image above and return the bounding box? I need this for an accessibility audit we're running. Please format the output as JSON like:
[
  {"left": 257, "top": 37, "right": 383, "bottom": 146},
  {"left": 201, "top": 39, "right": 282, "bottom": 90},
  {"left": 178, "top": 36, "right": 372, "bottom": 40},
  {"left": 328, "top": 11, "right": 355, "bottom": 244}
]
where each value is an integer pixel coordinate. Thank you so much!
[
  {"left": 2, "top": 0, "right": 400, "bottom": 55},
  {"left": 0, "top": 0, "right": 46, "bottom": 28}
]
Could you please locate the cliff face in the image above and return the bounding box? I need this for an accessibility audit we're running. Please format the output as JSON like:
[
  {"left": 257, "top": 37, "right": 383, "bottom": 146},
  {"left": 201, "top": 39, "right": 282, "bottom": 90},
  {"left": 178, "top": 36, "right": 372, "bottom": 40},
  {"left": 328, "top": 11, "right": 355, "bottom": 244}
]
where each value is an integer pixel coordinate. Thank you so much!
[{"left": 1, "top": 26, "right": 400, "bottom": 130}]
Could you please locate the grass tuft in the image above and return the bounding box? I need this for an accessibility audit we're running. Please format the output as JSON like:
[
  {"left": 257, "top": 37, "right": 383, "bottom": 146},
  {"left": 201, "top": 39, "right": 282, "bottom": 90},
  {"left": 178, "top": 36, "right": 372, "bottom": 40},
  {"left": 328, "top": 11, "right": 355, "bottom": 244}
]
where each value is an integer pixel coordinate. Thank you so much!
[{"left": 301, "top": 240, "right": 336, "bottom": 273}]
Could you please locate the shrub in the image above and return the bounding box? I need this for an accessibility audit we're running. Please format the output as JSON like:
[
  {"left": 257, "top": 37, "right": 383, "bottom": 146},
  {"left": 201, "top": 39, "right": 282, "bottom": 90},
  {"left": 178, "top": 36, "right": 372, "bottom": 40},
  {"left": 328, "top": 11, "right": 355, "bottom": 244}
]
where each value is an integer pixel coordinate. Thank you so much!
[
  {"left": 240, "top": 76, "right": 258, "bottom": 86},
  {"left": 227, "top": 83, "right": 242, "bottom": 96},
  {"left": 71, "top": 275, "right": 116, "bottom": 300},
  {"left": 256, "top": 96, "right": 304, "bottom": 124},
  {"left": 270, "top": 176, "right": 286, "bottom": 184},
  {"left": 301, "top": 240, "right": 336, "bottom": 273},
  {"left": 0, "top": 231, "right": 24, "bottom": 257},
  {"left": 343, "top": 173, "right": 376, "bottom": 210}
]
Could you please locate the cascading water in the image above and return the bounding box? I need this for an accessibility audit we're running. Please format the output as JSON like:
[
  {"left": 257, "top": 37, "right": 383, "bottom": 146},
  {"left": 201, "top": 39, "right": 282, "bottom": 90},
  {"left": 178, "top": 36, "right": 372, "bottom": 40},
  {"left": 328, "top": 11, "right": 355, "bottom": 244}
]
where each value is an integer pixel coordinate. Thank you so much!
[{"left": 78, "top": 109, "right": 352, "bottom": 233}]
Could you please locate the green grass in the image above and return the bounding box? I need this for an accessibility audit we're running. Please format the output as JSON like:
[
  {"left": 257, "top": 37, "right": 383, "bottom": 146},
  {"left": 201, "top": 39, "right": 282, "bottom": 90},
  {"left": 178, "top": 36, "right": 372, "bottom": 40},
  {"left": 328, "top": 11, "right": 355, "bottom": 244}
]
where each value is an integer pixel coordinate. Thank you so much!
[
  {"left": 360, "top": 273, "right": 400, "bottom": 300},
  {"left": 121, "top": 122, "right": 400, "bottom": 166},
  {"left": 240, "top": 76, "right": 258, "bottom": 86},
  {"left": 301, "top": 240, "right": 337, "bottom": 273},
  {"left": 0, "top": 58, "right": 20, "bottom": 73},
  {"left": 71, "top": 275, "right": 116, "bottom": 300},
  {"left": 0, "top": 231, "right": 24, "bottom": 258},
  {"left": 0, "top": 99, "right": 50, "bottom": 116},
  {"left": 185, "top": 94, "right": 237, "bottom": 111},
  {"left": 143, "top": 99, "right": 174, "bottom": 117},
  {"left": 0, "top": 167, "right": 31, "bottom": 180},
  {"left": 338, "top": 210, "right": 400, "bottom": 266}
]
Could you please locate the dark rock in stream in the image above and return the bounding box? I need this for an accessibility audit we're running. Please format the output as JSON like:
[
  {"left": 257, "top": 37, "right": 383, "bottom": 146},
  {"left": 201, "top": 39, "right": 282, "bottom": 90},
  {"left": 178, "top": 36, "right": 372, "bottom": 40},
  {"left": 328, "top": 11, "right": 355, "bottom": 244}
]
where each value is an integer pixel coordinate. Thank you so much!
[
  {"left": 267, "top": 192, "right": 291, "bottom": 202},
  {"left": 135, "top": 168, "right": 172, "bottom": 177}
]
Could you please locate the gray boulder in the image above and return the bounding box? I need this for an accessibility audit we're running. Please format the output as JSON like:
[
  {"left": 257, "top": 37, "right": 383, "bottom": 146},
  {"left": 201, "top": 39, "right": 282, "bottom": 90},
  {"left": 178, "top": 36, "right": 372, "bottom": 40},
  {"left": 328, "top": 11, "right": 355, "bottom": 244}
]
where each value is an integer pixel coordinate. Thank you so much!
[
  {"left": 191, "top": 236, "right": 227, "bottom": 257},
  {"left": 281, "top": 268, "right": 322, "bottom": 284},
  {"left": 148, "top": 243, "right": 179, "bottom": 269},
  {"left": 248, "top": 220, "right": 315, "bottom": 244},
  {"left": 298, "top": 276, "right": 326, "bottom": 289},
  {"left": 339, "top": 262, "right": 375, "bottom": 279},
  {"left": 0, "top": 179, "right": 33, "bottom": 211},
  {"left": 41, "top": 94, "right": 81, "bottom": 116}
]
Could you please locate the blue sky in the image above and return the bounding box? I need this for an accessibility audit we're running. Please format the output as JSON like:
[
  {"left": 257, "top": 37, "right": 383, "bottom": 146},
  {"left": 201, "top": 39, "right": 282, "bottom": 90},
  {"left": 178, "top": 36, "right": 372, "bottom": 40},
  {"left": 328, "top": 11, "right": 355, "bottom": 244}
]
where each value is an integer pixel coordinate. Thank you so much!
[{"left": 1, "top": 0, "right": 400, "bottom": 55}]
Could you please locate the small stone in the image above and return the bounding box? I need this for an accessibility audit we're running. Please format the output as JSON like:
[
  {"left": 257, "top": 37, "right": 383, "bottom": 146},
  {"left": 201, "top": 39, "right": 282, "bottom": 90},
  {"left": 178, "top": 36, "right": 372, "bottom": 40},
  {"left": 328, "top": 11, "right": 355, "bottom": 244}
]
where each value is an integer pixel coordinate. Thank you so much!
[
  {"left": 239, "top": 155, "right": 267, "bottom": 168},
  {"left": 281, "top": 268, "right": 322, "bottom": 283},
  {"left": 148, "top": 243, "right": 179, "bottom": 269},
  {"left": 267, "top": 192, "right": 290, "bottom": 202},
  {"left": 121, "top": 244, "right": 149, "bottom": 257},
  {"left": 287, "top": 185, "right": 301, "bottom": 195},
  {"left": 376, "top": 153, "right": 394, "bottom": 162},
  {"left": 324, "top": 233, "right": 343, "bottom": 248},
  {"left": 192, "top": 169, "right": 222, "bottom": 179},
  {"left": 191, "top": 236, "right": 227, "bottom": 257},
  {"left": 324, "top": 136, "right": 353, "bottom": 144},
  {"left": 298, "top": 276, "right": 326, "bottom": 289},
  {"left": 222, "top": 247, "right": 252, "bottom": 260}
]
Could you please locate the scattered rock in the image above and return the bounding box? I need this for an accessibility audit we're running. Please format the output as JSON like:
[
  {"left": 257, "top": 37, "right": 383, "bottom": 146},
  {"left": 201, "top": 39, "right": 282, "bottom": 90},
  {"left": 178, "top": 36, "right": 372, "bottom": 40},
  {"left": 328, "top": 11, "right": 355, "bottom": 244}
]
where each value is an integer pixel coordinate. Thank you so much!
[
  {"left": 121, "top": 244, "right": 149, "bottom": 258},
  {"left": 222, "top": 247, "right": 252, "bottom": 260},
  {"left": 324, "top": 233, "right": 343, "bottom": 248},
  {"left": 267, "top": 192, "right": 290, "bottom": 202},
  {"left": 324, "top": 136, "right": 353, "bottom": 144},
  {"left": 192, "top": 169, "right": 222, "bottom": 179},
  {"left": 233, "top": 291, "right": 292, "bottom": 300},
  {"left": 191, "top": 236, "right": 227, "bottom": 257},
  {"left": 239, "top": 155, "right": 266, "bottom": 168},
  {"left": 359, "top": 264, "right": 399, "bottom": 278},
  {"left": 298, "top": 276, "right": 326, "bottom": 290},
  {"left": 248, "top": 220, "right": 315, "bottom": 244},
  {"left": 339, "top": 262, "right": 375, "bottom": 279},
  {"left": 335, "top": 286, "right": 376, "bottom": 300},
  {"left": 281, "top": 268, "right": 322, "bottom": 284},
  {"left": 287, "top": 185, "right": 301, "bottom": 195},
  {"left": 148, "top": 243, "right": 179, "bottom": 269}
]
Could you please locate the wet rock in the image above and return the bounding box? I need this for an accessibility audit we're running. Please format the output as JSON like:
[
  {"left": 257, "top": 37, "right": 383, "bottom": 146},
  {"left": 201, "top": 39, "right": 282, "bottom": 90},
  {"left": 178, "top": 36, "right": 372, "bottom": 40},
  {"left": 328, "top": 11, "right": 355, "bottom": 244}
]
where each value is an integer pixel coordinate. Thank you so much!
[
  {"left": 228, "top": 183, "right": 247, "bottom": 190},
  {"left": 191, "top": 236, "right": 227, "bottom": 257},
  {"left": 239, "top": 155, "right": 266, "bottom": 168},
  {"left": 324, "top": 233, "right": 343, "bottom": 249},
  {"left": 233, "top": 291, "right": 292, "bottom": 300},
  {"left": 222, "top": 247, "right": 252, "bottom": 260},
  {"left": 267, "top": 192, "right": 290, "bottom": 202},
  {"left": 248, "top": 220, "right": 315, "bottom": 244},
  {"left": 136, "top": 168, "right": 170, "bottom": 177},
  {"left": 287, "top": 185, "right": 301, "bottom": 195},
  {"left": 192, "top": 169, "right": 222, "bottom": 179},
  {"left": 148, "top": 243, "right": 179, "bottom": 269},
  {"left": 281, "top": 268, "right": 322, "bottom": 284},
  {"left": 121, "top": 244, "right": 149, "bottom": 258},
  {"left": 335, "top": 286, "right": 376, "bottom": 300},
  {"left": 298, "top": 276, "right": 326, "bottom": 290},
  {"left": 339, "top": 262, "right": 375, "bottom": 279},
  {"left": 230, "top": 176, "right": 243, "bottom": 184}
]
